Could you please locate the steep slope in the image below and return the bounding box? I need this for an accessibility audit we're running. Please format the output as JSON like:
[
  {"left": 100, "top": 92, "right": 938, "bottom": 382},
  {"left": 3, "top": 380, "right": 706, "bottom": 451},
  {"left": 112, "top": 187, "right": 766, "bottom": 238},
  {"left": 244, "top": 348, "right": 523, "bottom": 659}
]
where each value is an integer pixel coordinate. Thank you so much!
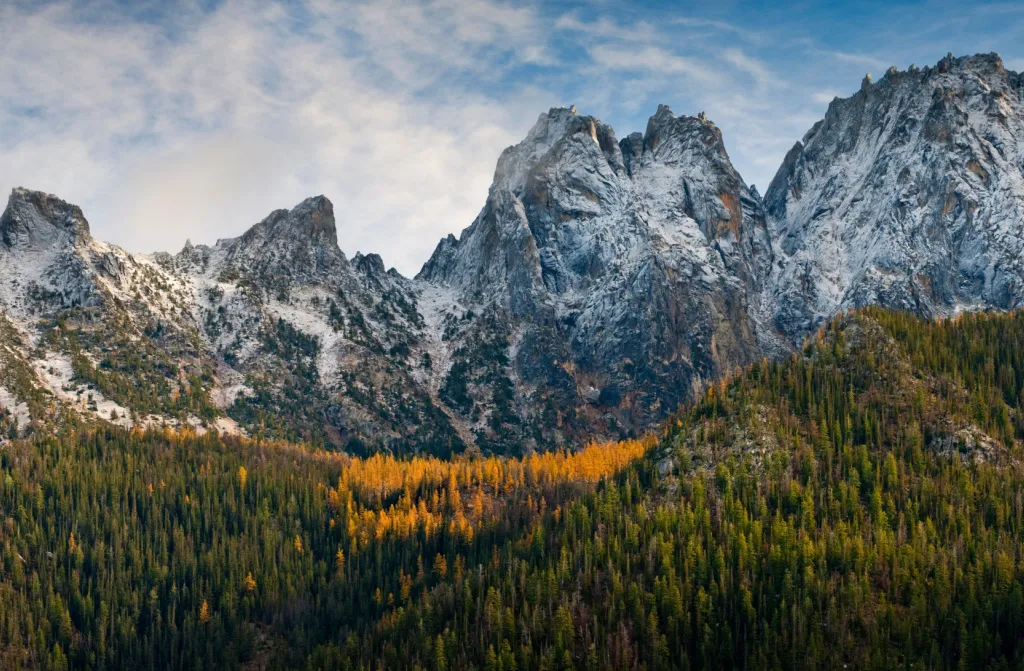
[
  {"left": 0, "top": 188, "right": 222, "bottom": 433},
  {"left": 420, "top": 105, "right": 773, "bottom": 450},
  {"left": 661, "top": 307, "right": 1022, "bottom": 477},
  {"left": 766, "top": 53, "right": 1024, "bottom": 338},
  {"left": 3, "top": 308, "right": 1024, "bottom": 670},
  {"left": 6, "top": 54, "right": 1024, "bottom": 454},
  {"left": 0, "top": 189, "right": 463, "bottom": 454},
  {"left": 158, "top": 196, "right": 462, "bottom": 453}
]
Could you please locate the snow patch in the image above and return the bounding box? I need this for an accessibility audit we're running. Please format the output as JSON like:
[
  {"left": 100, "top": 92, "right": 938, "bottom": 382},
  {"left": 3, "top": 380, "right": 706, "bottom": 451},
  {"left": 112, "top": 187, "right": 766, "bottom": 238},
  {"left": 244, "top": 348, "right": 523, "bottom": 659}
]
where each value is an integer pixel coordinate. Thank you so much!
[
  {"left": 0, "top": 386, "right": 32, "bottom": 433},
  {"left": 33, "top": 350, "right": 133, "bottom": 427},
  {"left": 268, "top": 290, "right": 347, "bottom": 383},
  {"left": 415, "top": 282, "right": 465, "bottom": 388}
]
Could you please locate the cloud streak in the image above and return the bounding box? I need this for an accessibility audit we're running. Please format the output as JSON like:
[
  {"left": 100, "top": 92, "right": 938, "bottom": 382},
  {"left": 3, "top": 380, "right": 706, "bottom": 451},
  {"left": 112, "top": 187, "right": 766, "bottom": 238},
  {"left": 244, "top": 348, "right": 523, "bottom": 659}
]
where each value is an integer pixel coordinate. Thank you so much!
[
  {"left": 588, "top": 45, "right": 716, "bottom": 81},
  {"left": 721, "top": 48, "right": 779, "bottom": 89}
]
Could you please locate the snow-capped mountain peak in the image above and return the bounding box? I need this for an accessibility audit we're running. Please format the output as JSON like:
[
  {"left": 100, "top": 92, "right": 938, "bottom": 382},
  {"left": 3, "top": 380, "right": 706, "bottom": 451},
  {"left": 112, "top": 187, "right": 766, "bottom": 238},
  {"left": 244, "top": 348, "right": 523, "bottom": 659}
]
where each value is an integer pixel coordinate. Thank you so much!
[{"left": 765, "top": 52, "right": 1024, "bottom": 339}]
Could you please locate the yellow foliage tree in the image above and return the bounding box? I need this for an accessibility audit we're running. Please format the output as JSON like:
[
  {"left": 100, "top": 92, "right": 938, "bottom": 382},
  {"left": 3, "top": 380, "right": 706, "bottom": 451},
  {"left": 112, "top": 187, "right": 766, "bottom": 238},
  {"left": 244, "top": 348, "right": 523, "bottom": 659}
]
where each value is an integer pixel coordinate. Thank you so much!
[{"left": 433, "top": 553, "right": 448, "bottom": 579}]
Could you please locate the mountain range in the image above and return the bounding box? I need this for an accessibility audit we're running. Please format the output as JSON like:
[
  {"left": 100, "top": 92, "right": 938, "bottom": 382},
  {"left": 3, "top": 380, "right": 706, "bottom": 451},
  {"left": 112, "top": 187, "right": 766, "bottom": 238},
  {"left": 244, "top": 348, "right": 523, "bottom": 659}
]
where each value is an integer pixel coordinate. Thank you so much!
[{"left": 1, "top": 52, "right": 1022, "bottom": 455}]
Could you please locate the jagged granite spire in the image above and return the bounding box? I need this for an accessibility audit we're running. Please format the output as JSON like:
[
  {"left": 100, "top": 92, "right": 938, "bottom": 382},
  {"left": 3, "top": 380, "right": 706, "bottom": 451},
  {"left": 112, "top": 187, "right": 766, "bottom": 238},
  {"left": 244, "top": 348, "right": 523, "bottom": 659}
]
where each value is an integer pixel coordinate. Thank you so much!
[
  {"left": 214, "top": 195, "right": 346, "bottom": 285},
  {"left": 1, "top": 188, "right": 91, "bottom": 251},
  {"left": 419, "top": 103, "right": 773, "bottom": 444}
]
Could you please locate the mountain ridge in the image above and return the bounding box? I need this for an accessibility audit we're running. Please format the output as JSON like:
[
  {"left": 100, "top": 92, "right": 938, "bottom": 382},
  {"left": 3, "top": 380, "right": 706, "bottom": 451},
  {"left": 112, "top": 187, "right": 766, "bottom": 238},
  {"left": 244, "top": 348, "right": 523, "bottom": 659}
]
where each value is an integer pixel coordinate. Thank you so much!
[
  {"left": 2, "top": 51, "right": 1022, "bottom": 454},
  {"left": 765, "top": 52, "right": 1024, "bottom": 338}
]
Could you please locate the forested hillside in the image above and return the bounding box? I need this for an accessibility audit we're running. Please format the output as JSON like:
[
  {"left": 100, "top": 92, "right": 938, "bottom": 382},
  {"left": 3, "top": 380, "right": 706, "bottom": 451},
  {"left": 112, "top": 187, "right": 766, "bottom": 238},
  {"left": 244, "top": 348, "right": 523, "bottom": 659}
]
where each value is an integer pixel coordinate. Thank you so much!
[{"left": 2, "top": 308, "right": 1024, "bottom": 669}]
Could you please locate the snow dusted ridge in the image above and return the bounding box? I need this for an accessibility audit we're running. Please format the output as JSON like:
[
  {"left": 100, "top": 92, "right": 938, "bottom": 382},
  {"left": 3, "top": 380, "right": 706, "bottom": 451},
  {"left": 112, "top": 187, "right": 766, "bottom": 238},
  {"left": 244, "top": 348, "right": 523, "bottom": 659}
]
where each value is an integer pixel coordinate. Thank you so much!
[
  {"left": 1, "top": 52, "right": 1023, "bottom": 453},
  {"left": 766, "top": 53, "right": 1024, "bottom": 338},
  {"left": 418, "top": 101, "right": 772, "bottom": 446}
]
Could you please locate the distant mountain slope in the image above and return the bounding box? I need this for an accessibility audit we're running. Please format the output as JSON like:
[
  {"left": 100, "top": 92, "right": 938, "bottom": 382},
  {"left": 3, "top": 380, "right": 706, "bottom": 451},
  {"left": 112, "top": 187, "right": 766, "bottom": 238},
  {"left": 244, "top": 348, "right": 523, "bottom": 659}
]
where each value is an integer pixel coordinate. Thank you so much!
[
  {"left": 0, "top": 187, "right": 224, "bottom": 434},
  {"left": 0, "top": 189, "right": 460, "bottom": 454}
]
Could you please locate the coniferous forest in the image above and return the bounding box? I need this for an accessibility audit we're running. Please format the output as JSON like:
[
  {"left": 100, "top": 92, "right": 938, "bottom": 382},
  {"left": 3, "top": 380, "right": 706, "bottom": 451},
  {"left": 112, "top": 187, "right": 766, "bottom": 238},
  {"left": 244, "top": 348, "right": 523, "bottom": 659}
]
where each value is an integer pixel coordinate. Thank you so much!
[{"left": 3, "top": 308, "right": 1024, "bottom": 670}]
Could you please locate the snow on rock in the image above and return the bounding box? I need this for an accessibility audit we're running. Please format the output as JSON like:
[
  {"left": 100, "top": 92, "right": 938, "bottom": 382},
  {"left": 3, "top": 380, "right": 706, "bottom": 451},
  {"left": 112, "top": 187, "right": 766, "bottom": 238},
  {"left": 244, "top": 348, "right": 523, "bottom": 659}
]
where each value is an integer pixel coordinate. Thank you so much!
[
  {"left": 415, "top": 282, "right": 465, "bottom": 385},
  {"left": 209, "top": 367, "right": 253, "bottom": 410},
  {"left": 765, "top": 53, "right": 1024, "bottom": 340},
  {"left": 2, "top": 54, "right": 1023, "bottom": 450},
  {"left": 267, "top": 291, "right": 346, "bottom": 384},
  {"left": 133, "top": 413, "right": 245, "bottom": 437},
  {"left": 33, "top": 350, "right": 133, "bottom": 427},
  {"left": 0, "top": 386, "right": 31, "bottom": 433},
  {"left": 418, "top": 104, "right": 771, "bottom": 440},
  {"left": 211, "top": 416, "right": 244, "bottom": 435}
]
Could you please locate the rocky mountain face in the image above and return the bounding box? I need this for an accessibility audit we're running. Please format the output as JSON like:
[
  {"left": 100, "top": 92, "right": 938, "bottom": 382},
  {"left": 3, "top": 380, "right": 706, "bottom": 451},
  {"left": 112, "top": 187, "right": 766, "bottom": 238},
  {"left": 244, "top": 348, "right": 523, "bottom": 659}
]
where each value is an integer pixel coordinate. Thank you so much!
[
  {"left": 0, "top": 189, "right": 460, "bottom": 453},
  {"left": 766, "top": 53, "right": 1024, "bottom": 338},
  {"left": 420, "top": 104, "right": 772, "bottom": 450},
  {"left": 0, "top": 187, "right": 219, "bottom": 437},
  {"left": 2, "top": 53, "right": 1023, "bottom": 454}
]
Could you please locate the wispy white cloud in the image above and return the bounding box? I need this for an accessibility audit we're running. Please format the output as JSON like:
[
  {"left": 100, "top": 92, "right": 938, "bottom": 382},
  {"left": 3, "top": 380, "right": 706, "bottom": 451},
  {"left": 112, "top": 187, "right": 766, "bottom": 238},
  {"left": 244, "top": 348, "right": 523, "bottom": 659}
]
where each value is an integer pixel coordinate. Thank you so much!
[
  {"left": 335, "top": 0, "right": 554, "bottom": 86},
  {"left": 818, "top": 49, "right": 889, "bottom": 72},
  {"left": 671, "top": 16, "right": 764, "bottom": 44},
  {"left": 811, "top": 90, "right": 842, "bottom": 105},
  {"left": 721, "top": 48, "right": 779, "bottom": 89},
  {"left": 554, "top": 11, "right": 656, "bottom": 43},
  {"left": 587, "top": 45, "right": 716, "bottom": 82}
]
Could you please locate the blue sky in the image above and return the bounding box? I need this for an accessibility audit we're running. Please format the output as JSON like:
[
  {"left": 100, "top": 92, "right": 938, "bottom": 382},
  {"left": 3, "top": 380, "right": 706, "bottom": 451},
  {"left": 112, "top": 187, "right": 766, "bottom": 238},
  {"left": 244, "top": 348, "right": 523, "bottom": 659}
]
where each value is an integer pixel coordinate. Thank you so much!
[{"left": 2, "top": 0, "right": 1023, "bottom": 275}]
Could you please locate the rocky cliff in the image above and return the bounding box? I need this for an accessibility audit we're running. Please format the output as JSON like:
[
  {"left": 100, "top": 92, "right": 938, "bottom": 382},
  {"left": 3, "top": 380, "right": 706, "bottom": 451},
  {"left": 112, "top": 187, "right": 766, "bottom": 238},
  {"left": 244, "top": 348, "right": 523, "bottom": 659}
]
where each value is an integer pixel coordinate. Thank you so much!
[
  {"left": 765, "top": 53, "right": 1024, "bottom": 338},
  {"left": 420, "top": 104, "right": 772, "bottom": 450}
]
